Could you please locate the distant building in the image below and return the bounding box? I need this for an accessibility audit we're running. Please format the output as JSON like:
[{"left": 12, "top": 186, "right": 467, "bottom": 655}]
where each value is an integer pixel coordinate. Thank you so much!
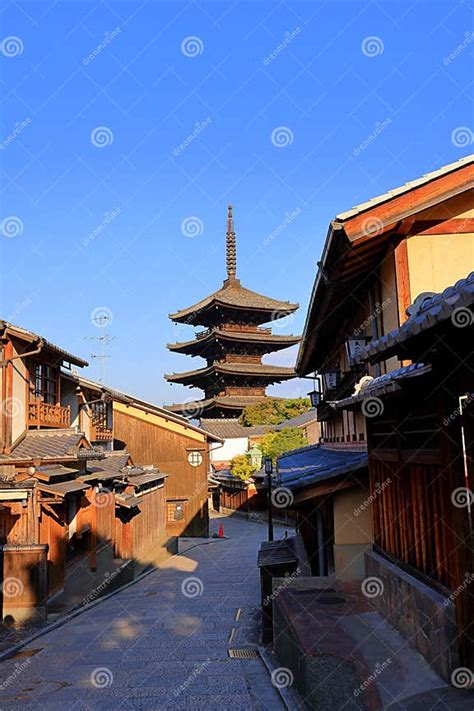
[{"left": 166, "top": 206, "right": 300, "bottom": 419}]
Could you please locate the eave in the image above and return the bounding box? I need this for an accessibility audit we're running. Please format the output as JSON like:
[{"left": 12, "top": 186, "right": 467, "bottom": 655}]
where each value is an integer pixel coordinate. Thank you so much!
[
  {"left": 165, "top": 362, "right": 296, "bottom": 385},
  {"left": 167, "top": 329, "right": 300, "bottom": 355}
]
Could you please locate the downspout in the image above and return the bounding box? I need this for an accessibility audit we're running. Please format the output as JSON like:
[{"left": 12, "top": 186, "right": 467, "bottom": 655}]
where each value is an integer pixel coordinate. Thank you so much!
[
  {"left": 0, "top": 338, "right": 45, "bottom": 367},
  {"left": 459, "top": 395, "right": 472, "bottom": 532}
]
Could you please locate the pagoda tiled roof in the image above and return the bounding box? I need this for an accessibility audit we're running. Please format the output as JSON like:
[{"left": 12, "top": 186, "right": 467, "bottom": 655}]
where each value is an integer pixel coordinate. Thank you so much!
[
  {"left": 169, "top": 278, "right": 298, "bottom": 324},
  {"left": 167, "top": 328, "right": 300, "bottom": 352},
  {"left": 165, "top": 395, "right": 268, "bottom": 415},
  {"left": 165, "top": 361, "right": 295, "bottom": 384}
]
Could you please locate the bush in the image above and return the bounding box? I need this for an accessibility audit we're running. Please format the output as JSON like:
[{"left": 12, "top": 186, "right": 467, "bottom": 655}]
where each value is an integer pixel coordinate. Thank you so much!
[
  {"left": 259, "top": 427, "right": 308, "bottom": 463},
  {"left": 230, "top": 454, "right": 258, "bottom": 480}
]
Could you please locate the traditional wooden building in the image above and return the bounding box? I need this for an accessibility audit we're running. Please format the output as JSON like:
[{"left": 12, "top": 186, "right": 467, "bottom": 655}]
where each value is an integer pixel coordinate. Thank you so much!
[{"left": 166, "top": 206, "right": 299, "bottom": 419}]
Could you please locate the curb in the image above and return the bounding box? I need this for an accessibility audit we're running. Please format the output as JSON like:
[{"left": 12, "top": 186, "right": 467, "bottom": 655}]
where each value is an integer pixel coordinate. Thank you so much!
[{"left": 258, "top": 645, "right": 305, "bottom": 711}]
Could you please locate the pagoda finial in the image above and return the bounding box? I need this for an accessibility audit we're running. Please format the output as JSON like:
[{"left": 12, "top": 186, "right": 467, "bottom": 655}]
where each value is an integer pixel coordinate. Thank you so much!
[{"left": 226, "top": 204, "right": 237, "bottom": 279}]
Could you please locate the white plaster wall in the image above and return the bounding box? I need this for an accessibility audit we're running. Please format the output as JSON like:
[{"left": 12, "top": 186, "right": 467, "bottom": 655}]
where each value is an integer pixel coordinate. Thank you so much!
[{"left": 210, "top": 436, "right": 249, "bottom": 462}]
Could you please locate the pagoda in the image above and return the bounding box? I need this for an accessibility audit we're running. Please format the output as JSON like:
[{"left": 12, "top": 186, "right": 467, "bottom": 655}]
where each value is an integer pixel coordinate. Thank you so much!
[{"left": 165, "top": 206, "right": 300, "bottom": 419}]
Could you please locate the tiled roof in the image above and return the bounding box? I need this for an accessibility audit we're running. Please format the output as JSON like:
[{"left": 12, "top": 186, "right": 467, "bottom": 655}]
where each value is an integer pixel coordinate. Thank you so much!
[
  {"left": 81, "top": 452, "right": 132, "bottom": 481},
  {"left": 200, "top": 419, "right": 270, "bottom": 439},
  {"left": 37, "top": 480, "right": 89, "bottom": 497},
  {"left": 165, "top": 395, "right": 267, "bottom": 415},
  {"left": 0, "top": 429, "right": 87, "bottom": 462},
  {"left": 358, "top": 272, "right": 474, "bottom": 362},
  {"left": 278, "top": 444, "right": 368, "bottom": 491},
  {"left": 333, "top": 363, "right": 432, "bottom": 408},
  {"left": 166, "top": 362, "right": 295, "bottom": 383},
  {"left": 336, "top": 154, "right": 474, "bottom": 221},
  {"left": 167, "top": 329, "right": 300, "bottom": 351},
  {"left": 169, "top": 279, "right": 298, "bottom": 323},
  {"left": 0, "top": 321, "right": 88, "bottom": 367},
  {"left": 275, "top": 409, "right": 317, "bottom": 430}
]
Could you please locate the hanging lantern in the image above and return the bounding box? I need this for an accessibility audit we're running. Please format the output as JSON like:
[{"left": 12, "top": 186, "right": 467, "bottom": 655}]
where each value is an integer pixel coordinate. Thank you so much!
[
  {"left": 321, "top": 368, "right": 341, "bottom": 393},
  {"left": 345, "top": 336, "right": 369, "bottom": 365}
]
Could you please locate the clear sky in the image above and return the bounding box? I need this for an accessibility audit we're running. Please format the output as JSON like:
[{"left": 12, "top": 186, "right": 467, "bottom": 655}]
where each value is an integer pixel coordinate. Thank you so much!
[{"left": 1, "top": 0, "right": 472, "bottom": 407}]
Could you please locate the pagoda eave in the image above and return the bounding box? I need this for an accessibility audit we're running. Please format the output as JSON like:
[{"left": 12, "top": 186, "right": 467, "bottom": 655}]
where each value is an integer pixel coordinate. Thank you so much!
[{"left": 167, "top": 330, "right": 301, "bottom": 355}]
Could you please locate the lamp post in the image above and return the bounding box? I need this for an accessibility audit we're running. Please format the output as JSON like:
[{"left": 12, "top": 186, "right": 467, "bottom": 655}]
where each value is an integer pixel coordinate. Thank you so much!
[{"left": 264, "top": 457, "right": 274, "bottom": 542}]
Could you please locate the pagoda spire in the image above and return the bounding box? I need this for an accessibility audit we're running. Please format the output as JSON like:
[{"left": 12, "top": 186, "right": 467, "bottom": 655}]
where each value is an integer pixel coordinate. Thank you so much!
[{"left": 226, "top": 204, "right": 237, "bottom": 279}]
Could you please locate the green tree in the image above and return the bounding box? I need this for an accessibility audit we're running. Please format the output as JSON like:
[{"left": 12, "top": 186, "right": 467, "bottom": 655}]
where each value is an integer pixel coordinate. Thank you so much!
[
  {"left": 259, "top": 427, "right": 308, "bottom": 463},
  {"left": 230, "top": 454, "right": 258, "bottom": 481},
  {"left": 240, "top": 398, "right": 311, "bottom": 426}
]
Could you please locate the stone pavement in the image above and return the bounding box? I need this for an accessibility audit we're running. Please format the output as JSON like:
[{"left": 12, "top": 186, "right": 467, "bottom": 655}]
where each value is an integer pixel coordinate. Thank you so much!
[{"left": 0, "top": 514, "right": 289, "bottom": 710}]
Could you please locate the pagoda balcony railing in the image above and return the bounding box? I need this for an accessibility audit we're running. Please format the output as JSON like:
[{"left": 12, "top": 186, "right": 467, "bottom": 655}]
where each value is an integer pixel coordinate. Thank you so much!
[
  {"left": 28, "top": 401, "right": 70, "bottom": 428},
  {"left": 195, "top": 325, "right": 272, "bottom": 339}
]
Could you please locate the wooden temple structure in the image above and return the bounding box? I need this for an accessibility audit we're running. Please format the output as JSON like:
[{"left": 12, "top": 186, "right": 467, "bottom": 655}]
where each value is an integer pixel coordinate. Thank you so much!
[{"left": 166, "top": 206, "right": 299, "bottom": 418}]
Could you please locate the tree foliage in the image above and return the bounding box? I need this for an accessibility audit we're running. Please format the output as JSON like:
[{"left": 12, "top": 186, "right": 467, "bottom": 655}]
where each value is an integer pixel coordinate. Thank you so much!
[
  {"left": 230, "top": 454, "right": 258, "bottom": 481},
  {"left": 259, "top": 427, "right": 308, "bottom": 463},
  {"left": 239, "top": 398, "right": 311, "bottom": 426}
]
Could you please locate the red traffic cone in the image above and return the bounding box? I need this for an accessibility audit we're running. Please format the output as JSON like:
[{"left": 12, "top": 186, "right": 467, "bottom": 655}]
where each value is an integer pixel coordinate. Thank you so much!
[{"left": 218, "top": 524, "right": 224, "bottom": 538}]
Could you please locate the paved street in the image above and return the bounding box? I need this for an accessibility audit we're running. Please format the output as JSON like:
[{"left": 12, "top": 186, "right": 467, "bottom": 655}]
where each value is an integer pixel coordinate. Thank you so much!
[{"left": 0, "top": 514, "right": 288, "bottom": 710}]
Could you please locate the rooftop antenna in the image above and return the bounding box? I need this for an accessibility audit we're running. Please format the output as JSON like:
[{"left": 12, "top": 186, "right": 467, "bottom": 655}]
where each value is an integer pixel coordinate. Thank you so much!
[{"left": 84, "top": 314, "right": 115, "bottom": 383}]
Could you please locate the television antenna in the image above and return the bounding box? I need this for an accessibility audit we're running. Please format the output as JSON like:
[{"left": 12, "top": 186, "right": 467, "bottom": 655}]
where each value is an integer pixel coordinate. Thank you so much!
[{"left": 84, "top": 314, "right": 115, "bottom": 383}]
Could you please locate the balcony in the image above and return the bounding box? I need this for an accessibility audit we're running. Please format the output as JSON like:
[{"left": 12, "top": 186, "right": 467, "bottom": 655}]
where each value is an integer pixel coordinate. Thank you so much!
[
  {"left": 90, "top": 422, "right": 113, "bottom": 442},
  {"left": 28, "top": 401, "right": 70, "bottom": 428}
]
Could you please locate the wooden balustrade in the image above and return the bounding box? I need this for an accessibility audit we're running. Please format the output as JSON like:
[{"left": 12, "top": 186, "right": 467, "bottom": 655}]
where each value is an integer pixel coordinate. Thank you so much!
[
  {"left": 28, "top": 401, "right": 70, "bottom": 428},
  {"left": 90, "top": 423, "right": 113, "bottom": 441}
]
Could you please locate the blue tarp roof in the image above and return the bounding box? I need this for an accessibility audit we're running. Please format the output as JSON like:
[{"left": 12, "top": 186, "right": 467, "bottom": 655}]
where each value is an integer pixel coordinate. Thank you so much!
[{"left": 278, "top": 444, "right": 368, "bottom": 491}]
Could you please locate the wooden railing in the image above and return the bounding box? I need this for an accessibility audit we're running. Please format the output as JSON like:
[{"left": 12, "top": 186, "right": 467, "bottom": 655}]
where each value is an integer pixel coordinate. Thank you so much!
[
  {"left": 28, "top": 401, "right": 70, "bottom": 428},
  {"left": 90, "top": 423, "right": 113, "bottom": 441}
]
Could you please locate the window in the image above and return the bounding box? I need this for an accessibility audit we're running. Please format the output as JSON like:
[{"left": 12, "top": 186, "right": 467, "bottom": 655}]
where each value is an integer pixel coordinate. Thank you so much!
[
  {"left": 188, "top": 451, "right": 203, "bottom": 467},
  {"left": 91, "top": 400, "right": 108, "bottom": 427},
  {"left": 32, "top": 364, "right": 58, "bottom": 404}
]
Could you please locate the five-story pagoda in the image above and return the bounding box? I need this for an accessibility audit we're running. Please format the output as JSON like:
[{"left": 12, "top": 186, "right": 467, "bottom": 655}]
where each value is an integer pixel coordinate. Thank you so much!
[{"left": 165, "top": 206, "right": 299, "bottom": 419}]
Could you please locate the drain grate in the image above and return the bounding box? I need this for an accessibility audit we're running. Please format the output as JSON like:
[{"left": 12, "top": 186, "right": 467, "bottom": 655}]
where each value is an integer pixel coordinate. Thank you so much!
[{"left": 228, "top": 648, "right": 259, "bottom": 659}]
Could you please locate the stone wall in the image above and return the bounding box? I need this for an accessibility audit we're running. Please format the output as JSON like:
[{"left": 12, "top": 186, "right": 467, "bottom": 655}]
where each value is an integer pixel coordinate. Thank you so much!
[{"left": 365, "top": 550, "right": 459, "bottom": 682}]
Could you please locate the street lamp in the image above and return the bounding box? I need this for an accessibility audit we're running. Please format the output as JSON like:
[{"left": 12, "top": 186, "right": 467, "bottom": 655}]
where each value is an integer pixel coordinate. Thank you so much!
[
  {"left": 264, "top": 457, "right": 274, "bottom": 542},
  {"left": 321, "top": 368, "right": 341, "bottom": 394},
  {"left": 307, "top": 384, "right": 322, "bottom": 408},
  {"left": 345, "top": 336, "right": 370, "bottom": 365}
]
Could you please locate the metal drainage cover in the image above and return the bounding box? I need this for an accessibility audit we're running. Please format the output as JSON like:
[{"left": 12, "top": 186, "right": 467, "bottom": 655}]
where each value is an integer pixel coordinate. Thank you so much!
[{"left": 228, "top": 648, "right": 260, "bottom": 659}]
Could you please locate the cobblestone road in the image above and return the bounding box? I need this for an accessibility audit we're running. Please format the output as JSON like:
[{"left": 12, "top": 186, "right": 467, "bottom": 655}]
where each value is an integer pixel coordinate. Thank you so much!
[{"left": 0, "top": 514, "right": 288, "bottom": 710}]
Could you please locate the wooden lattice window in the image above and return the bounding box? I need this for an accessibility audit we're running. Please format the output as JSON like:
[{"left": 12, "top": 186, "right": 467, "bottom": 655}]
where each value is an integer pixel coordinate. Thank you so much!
[
  {"left": 167, "top": 501, "right": 185, "bottom": 522},
  {"left": 32, "top": 363, "right": 58, "bottom": 404}
]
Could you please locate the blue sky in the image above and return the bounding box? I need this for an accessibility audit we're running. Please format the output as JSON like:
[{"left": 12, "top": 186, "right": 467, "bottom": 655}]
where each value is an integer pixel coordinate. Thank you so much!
[{"left": 1, "top": 0, "right": 473, "bottom": 406}]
